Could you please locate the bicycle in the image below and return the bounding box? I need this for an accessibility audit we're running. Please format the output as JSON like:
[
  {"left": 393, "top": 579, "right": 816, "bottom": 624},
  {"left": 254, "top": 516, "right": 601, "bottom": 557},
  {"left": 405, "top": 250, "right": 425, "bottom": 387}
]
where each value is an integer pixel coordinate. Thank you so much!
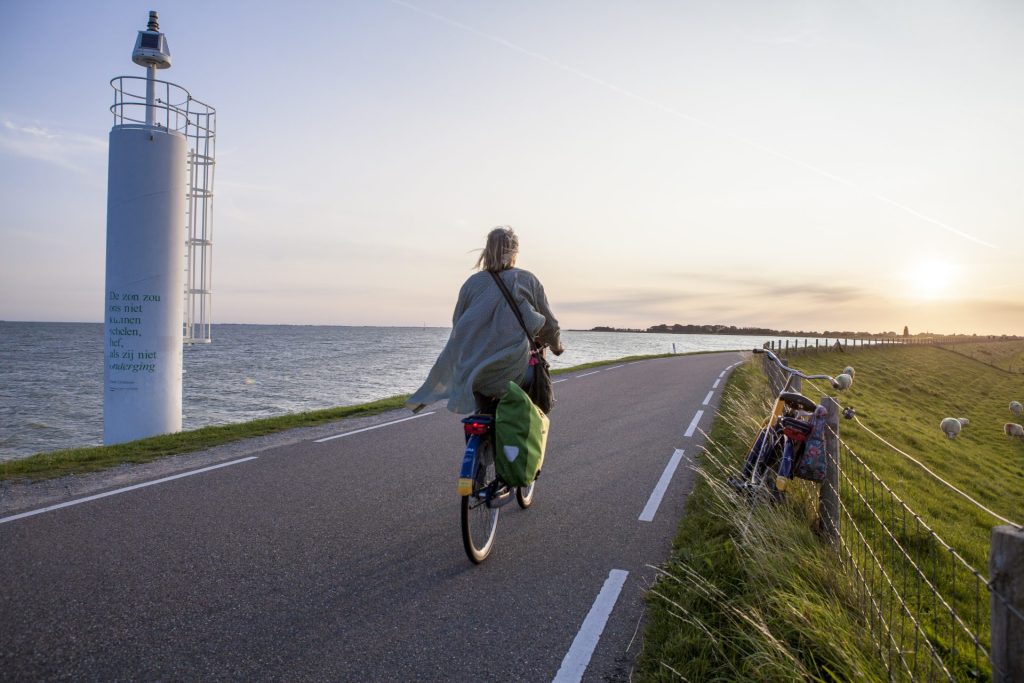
[
  {"left": 458, "top": 412, "right": 536, "bottom": 563},
  {"left": 728, "top": 348, "right": 841, "bottom": 503}
]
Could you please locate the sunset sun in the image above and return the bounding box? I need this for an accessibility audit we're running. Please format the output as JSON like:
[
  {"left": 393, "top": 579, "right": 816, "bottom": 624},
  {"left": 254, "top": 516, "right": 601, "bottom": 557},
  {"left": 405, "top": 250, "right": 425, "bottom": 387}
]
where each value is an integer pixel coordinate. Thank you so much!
[{"left": 906, "top": 260, "right": 959, "bottom": 299}]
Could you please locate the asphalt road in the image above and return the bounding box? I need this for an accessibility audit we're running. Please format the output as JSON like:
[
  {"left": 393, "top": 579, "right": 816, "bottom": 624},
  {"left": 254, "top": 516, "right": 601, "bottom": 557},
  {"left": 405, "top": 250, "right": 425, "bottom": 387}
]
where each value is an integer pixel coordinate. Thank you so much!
[{"left": 1, "top": 351, "right": 744, "bottom": 682}]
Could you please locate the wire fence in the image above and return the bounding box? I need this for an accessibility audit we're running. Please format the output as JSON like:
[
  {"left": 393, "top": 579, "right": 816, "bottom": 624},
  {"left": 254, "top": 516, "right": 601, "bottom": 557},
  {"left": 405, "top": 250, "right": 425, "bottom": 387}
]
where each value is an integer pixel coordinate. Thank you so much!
[
  {"left": 755, "top": 350, "right": 1024, "bottom": 681},
  {"left": 833, "top": 438, "right": 990, "bottom": 680}
]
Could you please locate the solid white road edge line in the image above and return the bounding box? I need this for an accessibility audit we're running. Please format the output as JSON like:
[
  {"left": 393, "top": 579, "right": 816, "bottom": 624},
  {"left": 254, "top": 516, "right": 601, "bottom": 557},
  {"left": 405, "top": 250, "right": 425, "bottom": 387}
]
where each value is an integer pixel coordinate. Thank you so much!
[
  {"left": 577, "top": 371, "right": 601, "bottom": 378},
  {"left": 0, "top": 457, "right": 259, "bottom": 525},
  {"left": 718, "top": 370, "right": 726, "bottom": 378},
  {"left": 552, "top": 569, "right": 630, "bottom": 683},
  {"left": 702, "top": 391, "right": 714, "bottom": 406},
  {"left": 638, "top": 449, "right": 685, "bottom": 522},
  {"left": 684, "top": 410, "right": 704, "bottom": 438},
  {"left": 315, "top": 412, "right": 435, "bottom": 443}
]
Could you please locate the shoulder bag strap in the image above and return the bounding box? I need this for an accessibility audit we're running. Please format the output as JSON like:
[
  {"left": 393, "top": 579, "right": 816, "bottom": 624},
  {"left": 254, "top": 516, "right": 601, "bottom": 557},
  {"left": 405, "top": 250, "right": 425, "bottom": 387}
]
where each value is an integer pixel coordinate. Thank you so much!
[{"left": 489, "top": 270, "right": 539, "bottom": 351}]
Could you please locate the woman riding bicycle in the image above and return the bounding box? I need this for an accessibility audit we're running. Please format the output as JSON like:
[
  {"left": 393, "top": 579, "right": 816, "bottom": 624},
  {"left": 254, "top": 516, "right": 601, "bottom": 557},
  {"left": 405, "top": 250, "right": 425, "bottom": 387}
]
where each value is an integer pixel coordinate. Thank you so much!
[{"left": 407, "top": 226, "right": 564, "bottom": 415}]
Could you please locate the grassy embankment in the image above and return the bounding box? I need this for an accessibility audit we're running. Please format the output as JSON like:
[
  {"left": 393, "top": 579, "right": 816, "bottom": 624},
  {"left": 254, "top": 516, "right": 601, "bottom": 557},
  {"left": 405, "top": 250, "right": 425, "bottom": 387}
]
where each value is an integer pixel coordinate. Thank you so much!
[
  {"left": 937, "top": 340, "right": 1024, "bottom": 374},
  {"left": 636, "top": 343, "right": 1024, "bottom": 681},
  {"left": 1, "top": 352, "right": 680, "bottom": 483}
]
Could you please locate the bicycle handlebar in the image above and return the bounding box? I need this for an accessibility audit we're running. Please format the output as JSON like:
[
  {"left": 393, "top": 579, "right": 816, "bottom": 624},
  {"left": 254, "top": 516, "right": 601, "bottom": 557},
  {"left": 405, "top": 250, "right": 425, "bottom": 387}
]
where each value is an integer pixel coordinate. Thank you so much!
[{"left": 752, "top": 348, "right": 841, "bottom": 389}]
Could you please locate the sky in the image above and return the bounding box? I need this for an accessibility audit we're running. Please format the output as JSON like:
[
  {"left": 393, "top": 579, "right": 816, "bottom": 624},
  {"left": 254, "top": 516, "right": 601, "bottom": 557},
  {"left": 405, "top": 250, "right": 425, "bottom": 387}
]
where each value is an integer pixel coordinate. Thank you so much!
[{"left": 1, "top": 0, "right": 1022, "bottom": 335}]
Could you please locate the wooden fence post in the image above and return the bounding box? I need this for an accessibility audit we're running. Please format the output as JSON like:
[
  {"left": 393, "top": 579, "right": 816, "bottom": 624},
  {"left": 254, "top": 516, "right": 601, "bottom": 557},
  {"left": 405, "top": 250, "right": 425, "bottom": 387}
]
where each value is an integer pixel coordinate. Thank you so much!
[
  {"left": 818, "top": 395, "right": 841, "bottom": 543},
  {"left": 990, "top": 525, "right": 1024, "bottom": 682}
]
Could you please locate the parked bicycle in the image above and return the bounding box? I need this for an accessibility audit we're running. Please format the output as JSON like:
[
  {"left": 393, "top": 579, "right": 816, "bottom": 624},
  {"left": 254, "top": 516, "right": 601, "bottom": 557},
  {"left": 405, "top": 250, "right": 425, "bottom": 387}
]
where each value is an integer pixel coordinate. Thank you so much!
[
  {"left": 458, "top": 412, "right": 536, "bottom": 563},
  {"left": 728, "top": 348, "right": 842, "bottom": 502}
]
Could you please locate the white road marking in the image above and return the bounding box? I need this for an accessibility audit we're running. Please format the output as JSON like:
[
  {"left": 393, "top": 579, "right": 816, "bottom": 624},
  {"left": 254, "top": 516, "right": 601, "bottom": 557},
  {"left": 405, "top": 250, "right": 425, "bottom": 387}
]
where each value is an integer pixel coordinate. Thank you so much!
[
  {"left": 684, "top": 410, "right": 704, "bottom": 437},
  {"left": 718, "top": 370, "right": 726, "bottom": 378},
  {"left": 702, "top": 391, "right": 714, "bottom": 406},
  {"left": 553, "top": 378, "right": 569, "bottom": 384},
  {"left": 712, "top": 379, "right": 721, "bottom": 389},
  {"left": 603, "top": 364, "right": 625, "bottom": 371},
  {"left": 626, "top": 360, "right": 644, "bottom": 365},
  {"left": 638, "top": 449, "right": 685, "bottom": 522},
  {"left": 577, "top": 371, "right": 601, "bottom": 378},
  {"left": 552, "top": 569, "right": 630, "bottom": 683},
  {"left": 0, "top": 457, "right": 259, "bottom": 525},
  {"left": 315, "top": 412, "right": 435, "bottom": 443}
]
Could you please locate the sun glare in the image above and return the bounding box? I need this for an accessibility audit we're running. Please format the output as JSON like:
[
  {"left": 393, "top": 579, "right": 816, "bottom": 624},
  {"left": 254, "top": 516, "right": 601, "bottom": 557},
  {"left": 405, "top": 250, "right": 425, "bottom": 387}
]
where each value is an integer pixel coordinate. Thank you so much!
[{"left": 906, "top": 260, "right": 959, "bottom": 299}]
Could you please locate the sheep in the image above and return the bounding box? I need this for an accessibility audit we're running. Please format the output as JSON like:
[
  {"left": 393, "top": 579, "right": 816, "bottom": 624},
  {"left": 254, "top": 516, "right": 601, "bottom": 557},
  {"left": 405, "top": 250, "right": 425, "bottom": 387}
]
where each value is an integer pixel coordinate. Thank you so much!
[
  {"left": 834, "top": 373, "right": 853, "bottom": 390},
  {"left": 940, "top": 417, "right": 962, "bottom": 439},
  {"left": 1010, "top": 401, "right": 1023, "bottom": 417},
  {"left": 1005, "top": 423, "right": 1024, "bottom": 439},
  {"left": 957, "top": 417, "right": 970, "bottom": 426},
  {"left": 843, "top": 366, "right": 855, "bottom": 378}
]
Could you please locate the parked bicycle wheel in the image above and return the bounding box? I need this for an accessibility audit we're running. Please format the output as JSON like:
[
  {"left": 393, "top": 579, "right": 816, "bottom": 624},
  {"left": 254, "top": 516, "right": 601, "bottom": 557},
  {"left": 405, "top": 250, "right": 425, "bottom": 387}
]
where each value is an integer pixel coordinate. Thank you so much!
[{"left": 461, "top": 438, "right": 499, "bottom": 563}]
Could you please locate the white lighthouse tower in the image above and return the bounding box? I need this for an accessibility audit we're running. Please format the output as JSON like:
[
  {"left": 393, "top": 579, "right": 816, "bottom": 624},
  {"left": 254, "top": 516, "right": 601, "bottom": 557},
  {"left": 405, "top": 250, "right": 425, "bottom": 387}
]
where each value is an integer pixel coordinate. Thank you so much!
[{"left": 103, "top": 11, "right": 216, "bottom": 445}]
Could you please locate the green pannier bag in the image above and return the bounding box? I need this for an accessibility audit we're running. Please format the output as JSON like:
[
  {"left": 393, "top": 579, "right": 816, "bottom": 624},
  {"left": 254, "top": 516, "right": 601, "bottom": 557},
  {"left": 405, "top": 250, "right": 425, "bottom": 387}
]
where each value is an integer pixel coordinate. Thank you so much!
[{"left": 494, "top": 381, "right": 550, "bottom": 487}]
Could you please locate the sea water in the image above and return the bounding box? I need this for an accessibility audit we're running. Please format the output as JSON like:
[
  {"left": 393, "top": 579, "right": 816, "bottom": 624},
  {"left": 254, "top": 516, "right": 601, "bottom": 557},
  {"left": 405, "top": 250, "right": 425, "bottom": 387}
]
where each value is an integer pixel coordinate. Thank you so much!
[{"left": 0, "top": 322, "right": 814, "bottom": 460}]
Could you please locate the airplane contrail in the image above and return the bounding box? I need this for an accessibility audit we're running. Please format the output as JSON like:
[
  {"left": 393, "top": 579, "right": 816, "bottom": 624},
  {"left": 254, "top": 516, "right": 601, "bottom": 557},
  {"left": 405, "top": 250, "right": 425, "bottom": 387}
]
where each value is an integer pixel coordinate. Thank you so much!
[{"left": 389, "top": 0, "right": 995, "bottom": 249}]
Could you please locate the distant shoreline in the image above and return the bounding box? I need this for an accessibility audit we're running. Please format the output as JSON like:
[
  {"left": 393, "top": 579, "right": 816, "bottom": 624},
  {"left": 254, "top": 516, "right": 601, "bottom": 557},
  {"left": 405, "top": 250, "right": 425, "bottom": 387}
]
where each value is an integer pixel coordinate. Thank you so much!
[{"left": 584, "top": 325, "right": 1021, "bottom": 340}]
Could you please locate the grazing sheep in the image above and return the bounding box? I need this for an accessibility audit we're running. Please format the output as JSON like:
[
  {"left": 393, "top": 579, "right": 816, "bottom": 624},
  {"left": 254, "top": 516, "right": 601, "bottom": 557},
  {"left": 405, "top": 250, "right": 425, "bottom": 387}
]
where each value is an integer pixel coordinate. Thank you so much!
[
  {"left": 843, "top": 366, "right": 855, "bottom": 378},
  {"left": 940, "top": 417, "right": 962, "bottom": 439},
  {"left": 957, "top": 417, "right": 970, "bottom": 426},
  {"left": 1010, "top": 401, "right": 1023, "bottom": 417},
  {"left": 1005, "top": 423, "right": 1024, "bottom": 439},
  {"left": 834, "top": 373, "right": 853, "bottom": 390}
]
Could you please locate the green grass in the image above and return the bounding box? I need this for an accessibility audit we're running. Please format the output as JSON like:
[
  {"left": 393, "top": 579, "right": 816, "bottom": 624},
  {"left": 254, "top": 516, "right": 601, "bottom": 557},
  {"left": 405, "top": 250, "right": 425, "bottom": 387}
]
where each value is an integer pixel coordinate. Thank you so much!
[
  {"left": 636, "top": 343, "right": 1024, "bottom": 681},
  {"left": 936, "top": 340, "right": 1024, "bottom": 374},
  {"left": 1, "top": 395, "right": 410, "bottom": 482},
  {"left": 1, "top": 351, "right": 692, "bottom": 483}
]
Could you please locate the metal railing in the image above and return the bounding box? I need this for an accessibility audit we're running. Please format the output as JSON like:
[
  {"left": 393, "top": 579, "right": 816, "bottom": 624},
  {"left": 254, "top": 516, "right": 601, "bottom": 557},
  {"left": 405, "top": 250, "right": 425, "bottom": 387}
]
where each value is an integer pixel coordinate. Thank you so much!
[{"left": 110, "top": 75, "right": 216, "bottom": 344}]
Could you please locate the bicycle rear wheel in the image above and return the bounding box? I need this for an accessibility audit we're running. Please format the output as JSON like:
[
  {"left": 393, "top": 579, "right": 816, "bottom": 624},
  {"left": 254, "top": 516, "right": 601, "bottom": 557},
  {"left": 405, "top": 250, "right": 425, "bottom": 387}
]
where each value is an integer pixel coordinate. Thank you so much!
[{"left": 461, "top": 438, "right": 499, "bottom": 563}]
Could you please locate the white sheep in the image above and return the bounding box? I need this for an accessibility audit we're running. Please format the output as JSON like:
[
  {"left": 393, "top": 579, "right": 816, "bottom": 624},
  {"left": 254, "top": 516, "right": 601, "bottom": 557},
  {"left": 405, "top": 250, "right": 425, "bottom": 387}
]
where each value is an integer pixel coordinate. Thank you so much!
[
  {"left": 940, "top": 417, "right": 962, "bottom": 439},
  {"left": 1005, "top": 423, "right": 1024, "bottom": 439},
  {"left": 1010, "top": 401, "right": 1023, "bottom": 417},
  {"left": 834, "top": 373, "right": 853, "bottom": 390},
  {"left": 843, "top": 366, "right": 855, "bottom": 378},
  {"left": 957, "top": 417, "right": 970, "bottom": 426}
]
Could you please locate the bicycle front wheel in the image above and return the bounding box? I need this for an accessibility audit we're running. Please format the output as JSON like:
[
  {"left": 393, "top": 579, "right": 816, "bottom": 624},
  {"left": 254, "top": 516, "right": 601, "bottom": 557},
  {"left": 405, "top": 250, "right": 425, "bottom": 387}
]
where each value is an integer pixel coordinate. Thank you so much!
[{"left": 461, "top": 439, "right": 499, "bottom": 563}]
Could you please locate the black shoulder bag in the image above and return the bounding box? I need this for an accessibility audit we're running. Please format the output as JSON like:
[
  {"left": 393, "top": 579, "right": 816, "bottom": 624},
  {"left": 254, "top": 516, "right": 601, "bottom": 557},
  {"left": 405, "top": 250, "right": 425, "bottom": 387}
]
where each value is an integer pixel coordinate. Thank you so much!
[{"left": 489, "top": 271, "right": 554, "bottom": 414}]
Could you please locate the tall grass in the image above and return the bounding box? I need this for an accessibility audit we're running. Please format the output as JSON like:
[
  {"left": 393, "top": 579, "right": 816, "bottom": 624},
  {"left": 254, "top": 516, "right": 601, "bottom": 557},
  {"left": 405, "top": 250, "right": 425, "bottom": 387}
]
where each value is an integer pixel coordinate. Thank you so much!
[
  {"left": 638, "top": 343, "right": 1024, "bottom": 681},
  {"left": 637, "top": 361, "right": 887, "bottom": 681}
]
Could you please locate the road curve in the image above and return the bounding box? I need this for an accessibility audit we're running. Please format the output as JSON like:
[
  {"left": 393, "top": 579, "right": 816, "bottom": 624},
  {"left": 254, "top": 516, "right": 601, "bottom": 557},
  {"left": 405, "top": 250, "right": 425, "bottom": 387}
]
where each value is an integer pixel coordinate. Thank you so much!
[{"left": 0, "top": 351, "right": 744, "bottom": 682}]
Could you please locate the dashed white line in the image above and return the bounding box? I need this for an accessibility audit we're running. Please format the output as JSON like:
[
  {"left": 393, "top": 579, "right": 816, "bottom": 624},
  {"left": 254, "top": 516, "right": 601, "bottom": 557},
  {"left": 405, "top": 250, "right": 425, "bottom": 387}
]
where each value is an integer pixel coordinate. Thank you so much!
[
  {"left": 684, "top": 410, "right": 704, "bottom": 438},
  {"left": 712, "top": 378, "right": 721, "bottom": 389},
  {"left": 702, "top": 391, "right": 714, "bottom": 406},
  {"left": 553, "top": 378, "right": 569, "bottom": 384},
  {"left": 603, "top": 364, "right": 625, "bottom": 371},
  {"left": 0, "top": 457, "right": 259, "bottom": 525},
  {"left": 552, "top": 569, "right": 630, "bottom": 683},
  {"left": 718, "top": 370, "right": 726, "bottom": 378},
  {"left": 577, "top": 371, "right": 601, "bottom": 378},
  {"left": 639, "top": 449, "right": 685, "bottom": 522},
  {"left": 315, "top": 412, "right": 435, "bottom": 443}
]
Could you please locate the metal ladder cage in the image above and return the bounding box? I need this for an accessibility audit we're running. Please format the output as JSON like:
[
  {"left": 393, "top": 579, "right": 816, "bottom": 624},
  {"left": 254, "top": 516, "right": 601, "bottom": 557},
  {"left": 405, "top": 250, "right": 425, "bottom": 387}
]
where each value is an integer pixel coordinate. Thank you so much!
[
  {"left": 110, "top": 76, "right": 217, "bottom": 344},
  {"left": 183, "top": 102, "right": 216, "bottom": 344}
]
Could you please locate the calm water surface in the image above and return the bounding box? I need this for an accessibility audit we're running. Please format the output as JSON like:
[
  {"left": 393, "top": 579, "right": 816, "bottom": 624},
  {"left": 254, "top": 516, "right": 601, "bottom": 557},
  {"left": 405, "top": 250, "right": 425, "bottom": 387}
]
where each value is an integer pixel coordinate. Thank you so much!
[{"left": 0, "top": 322, "right": 814, "bottom": 460}]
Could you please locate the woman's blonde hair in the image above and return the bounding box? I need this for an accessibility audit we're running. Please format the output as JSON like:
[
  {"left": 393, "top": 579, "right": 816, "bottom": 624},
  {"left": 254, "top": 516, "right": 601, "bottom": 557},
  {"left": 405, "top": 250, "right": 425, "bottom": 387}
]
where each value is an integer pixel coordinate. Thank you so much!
[{"left": 475, "top": 226, "right": 519, "bottom": 272}]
